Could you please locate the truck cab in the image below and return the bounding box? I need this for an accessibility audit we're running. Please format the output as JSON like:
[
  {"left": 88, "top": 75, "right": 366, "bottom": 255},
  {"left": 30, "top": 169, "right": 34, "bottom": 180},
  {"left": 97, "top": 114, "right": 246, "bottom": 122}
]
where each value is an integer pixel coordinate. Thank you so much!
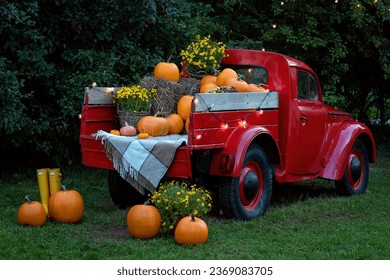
[{"left": 79, "top": 49, "right": 376, "bottom": 220}]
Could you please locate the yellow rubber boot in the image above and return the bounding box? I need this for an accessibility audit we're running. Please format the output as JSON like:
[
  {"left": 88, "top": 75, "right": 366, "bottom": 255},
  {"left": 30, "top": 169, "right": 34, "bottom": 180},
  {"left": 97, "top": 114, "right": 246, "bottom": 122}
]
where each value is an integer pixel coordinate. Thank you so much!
[
  {"left": 37, "top": 168, "right": 50, "bottom": 215},
  {"left": 49, "top": 168, "right": 61, "bottom": 196}
]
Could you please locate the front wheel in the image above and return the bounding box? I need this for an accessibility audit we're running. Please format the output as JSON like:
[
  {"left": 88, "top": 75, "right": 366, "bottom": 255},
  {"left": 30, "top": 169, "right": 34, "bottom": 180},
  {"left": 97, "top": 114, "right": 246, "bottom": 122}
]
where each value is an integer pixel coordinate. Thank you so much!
[
  {"left": 335, "top": 139, "right": 369, "bottom": 196},
  {"left": 219, "top": 144, "right": 273, "bottom": 220},
  {"left": 108, "top": 170, "right": 147, "bottom": 209}
]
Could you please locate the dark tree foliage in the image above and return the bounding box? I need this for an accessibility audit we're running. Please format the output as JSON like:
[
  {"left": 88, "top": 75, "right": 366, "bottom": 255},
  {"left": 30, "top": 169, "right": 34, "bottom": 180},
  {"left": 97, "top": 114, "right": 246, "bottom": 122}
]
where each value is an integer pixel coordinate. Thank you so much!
[
  {"left": 0, "top": 0, "right": 388, "bottom": 167},
  {"left": 0, "top": 0, "right": 193, "bottom": 167}
]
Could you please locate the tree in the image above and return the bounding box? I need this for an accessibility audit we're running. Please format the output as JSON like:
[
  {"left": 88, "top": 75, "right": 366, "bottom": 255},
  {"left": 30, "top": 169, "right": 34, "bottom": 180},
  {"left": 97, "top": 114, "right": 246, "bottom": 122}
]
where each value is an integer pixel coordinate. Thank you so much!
[{"left": 200, "top": 0, "right": 389, "bottom": 125}]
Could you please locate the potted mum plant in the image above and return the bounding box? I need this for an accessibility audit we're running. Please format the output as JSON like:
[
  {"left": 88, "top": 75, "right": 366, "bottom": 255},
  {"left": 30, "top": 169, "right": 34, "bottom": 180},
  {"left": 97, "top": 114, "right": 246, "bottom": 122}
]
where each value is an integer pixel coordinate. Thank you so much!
[
  {"left": 180, "top": 34, "right": 227, "bottom": 77},
  {"left": 114, "top": 85, "right": 157, "bottom": 127},
  {"left": 149, "top": 180, "right": 213, "bottom": 233}
]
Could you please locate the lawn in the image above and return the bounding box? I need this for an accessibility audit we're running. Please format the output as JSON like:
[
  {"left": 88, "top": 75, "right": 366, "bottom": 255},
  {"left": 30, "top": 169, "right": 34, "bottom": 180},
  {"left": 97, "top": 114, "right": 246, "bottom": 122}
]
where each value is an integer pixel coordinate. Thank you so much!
[{"left": 0, "top": 151, "right": 389, "bottom": 260}]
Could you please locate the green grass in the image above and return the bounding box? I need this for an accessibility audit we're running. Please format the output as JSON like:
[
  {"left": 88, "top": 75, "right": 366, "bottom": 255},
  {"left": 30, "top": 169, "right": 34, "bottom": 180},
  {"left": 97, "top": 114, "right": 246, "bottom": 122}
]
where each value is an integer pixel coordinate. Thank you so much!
[{"left": 0, "top": 152, "right": 389, "bottom": 260}]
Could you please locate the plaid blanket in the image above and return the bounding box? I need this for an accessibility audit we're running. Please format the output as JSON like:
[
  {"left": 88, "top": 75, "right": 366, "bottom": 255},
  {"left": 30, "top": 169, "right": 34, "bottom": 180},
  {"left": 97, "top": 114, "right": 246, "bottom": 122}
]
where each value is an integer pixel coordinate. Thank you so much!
[{"left": 94, "top": 130, "right": 188, "bottom": 194}]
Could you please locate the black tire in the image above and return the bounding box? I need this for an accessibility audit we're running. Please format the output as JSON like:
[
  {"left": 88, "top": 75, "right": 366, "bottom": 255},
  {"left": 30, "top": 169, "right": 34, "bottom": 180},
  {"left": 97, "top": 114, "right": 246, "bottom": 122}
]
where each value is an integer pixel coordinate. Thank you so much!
[
  {"left": 335, "top": 139, "right": 369, "bottom": 196},
  {"left": 219, "top": 144, "right": 273, "bottom": 220},
  {"left": 108, "top": 170, "right": 147, "bottom": 209}
]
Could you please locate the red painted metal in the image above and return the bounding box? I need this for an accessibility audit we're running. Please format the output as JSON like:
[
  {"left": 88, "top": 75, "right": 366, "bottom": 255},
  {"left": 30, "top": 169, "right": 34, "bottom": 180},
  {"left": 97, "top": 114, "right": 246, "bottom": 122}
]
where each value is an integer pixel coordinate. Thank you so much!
[
  {"left": 79, "top": 49, "right": 376, "bottom": 186},
  {"left": 239, "top": 160, "right": 263, "bottom": 210}
]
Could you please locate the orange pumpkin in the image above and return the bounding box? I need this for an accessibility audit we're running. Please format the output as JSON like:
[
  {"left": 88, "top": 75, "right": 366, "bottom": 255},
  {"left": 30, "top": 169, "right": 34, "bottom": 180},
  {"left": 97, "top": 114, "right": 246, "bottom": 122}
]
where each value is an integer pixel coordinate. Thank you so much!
[
  {"left": 174, "top": 214, "right": 208, "bottom": 245},
  {"left": 225, "top": 77, "right": 249, "bottom": 92},
  {"left": 48, "top": 185, "right": 84, "bottom": 223},
  {"left": 127, "top": 204, "right": 161, "bottom": 239},
  {"left": 177, "top": 95, "right": 193, "bottom": 121},
  {"left": 216, "top": 68, "right": 238, "bottom": 86},
  {"left": 200, "top": 82, "right": 218, "bottom": 93},
  {"left": 166, "top": 113, "right": 184, "bottom": 134},
  {"left": 154, "top": 62, "right": 180, "bottom": 83},
  {"left": 110, "top": 129, "right": 120, "bottom": 135},
  {"left": 17, "top": 196, "right": 47, "bottom": 227},
  {"left": 247, "top": 83, "right": 268, "bottom": 92},
  {"left": 137, "top": 115, "right": 170, "bottom": 137},
  {"left": 200, "top": 75, "right": 217, "bottom": 87},
  {"left": 138, "top": 132, "right": 150, "bottom": 139}
]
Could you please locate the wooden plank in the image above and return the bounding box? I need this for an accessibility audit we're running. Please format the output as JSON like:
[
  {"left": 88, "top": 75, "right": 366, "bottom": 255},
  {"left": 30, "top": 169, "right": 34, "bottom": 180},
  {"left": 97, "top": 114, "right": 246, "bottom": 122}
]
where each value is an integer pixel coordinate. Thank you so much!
[
  {"left": 194, "top": 91, "right": 279, "bottom": 112},
  {"left": 84, "top": 87, "right": 120, "bottom": 105}
]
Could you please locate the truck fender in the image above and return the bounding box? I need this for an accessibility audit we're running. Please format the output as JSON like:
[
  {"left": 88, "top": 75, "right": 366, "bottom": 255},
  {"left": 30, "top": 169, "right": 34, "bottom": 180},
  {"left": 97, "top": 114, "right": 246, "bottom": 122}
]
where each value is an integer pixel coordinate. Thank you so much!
[
  {"left": 320, "top": 122, "right": 376, "bottom": 180},
  {"left": 209, "top": 126, "right": 281, "bottom": 177}
]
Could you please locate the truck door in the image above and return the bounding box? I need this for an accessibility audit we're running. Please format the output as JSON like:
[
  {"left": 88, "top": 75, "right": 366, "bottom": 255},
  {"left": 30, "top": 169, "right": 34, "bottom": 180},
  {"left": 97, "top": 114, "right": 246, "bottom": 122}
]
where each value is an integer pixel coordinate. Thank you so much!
[{"left": 290, "top": 70, "right": 328, "bottom": 175}]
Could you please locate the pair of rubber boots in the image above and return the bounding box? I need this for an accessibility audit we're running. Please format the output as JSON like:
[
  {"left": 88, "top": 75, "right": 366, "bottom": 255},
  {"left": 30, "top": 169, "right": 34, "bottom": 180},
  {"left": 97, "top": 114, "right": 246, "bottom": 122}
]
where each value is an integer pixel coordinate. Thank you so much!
[{"left": 37, "top": 168, "right": 62, "bottom": 215}]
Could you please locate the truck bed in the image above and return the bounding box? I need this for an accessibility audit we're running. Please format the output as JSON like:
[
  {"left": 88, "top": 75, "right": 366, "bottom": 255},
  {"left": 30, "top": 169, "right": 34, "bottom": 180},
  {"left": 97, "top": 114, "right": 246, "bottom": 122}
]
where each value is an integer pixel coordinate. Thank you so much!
[{"left": 79, "top": 87, "right": 279, "bottom": 179}]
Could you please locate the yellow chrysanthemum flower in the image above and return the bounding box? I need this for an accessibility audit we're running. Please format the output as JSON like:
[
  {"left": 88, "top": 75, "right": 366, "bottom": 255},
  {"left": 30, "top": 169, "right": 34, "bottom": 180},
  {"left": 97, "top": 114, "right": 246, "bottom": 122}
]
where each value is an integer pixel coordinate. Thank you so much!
[{"left": 181, "top": 34, "right": 227, "bottom": 75}]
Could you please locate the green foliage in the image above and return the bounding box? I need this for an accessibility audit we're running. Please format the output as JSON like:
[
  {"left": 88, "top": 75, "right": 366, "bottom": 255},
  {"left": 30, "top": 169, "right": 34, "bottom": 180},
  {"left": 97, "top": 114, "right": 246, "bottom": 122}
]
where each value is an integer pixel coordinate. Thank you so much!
[{"left": 0, "top": 0, "right": 193, "bottom": 166}]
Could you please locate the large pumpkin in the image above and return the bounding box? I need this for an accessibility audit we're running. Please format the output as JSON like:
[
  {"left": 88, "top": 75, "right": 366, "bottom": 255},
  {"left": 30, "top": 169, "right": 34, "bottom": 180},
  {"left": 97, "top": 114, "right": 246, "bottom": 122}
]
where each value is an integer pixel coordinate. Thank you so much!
[
  {"left": 48, "top": 185, "right": 84, "bottom": 223},
  {"left": 137, "top": 115, "right": 170, "bottom": 137},
  {"left": 177, "top": 95, "right": 194, "bottom": 121},
  {"left": 127, "top": 204, "right": 161, "bottom": 239},
  {"left": 174, "top": 214, "right": 208, "bottom": 245},
  {"left": 166, "top": 113, "right": 184, "bottom": 134},
  {"left": 154, "top": 62, "right": 180, "bottom": 83},
  {"left": 17, "top": 196, "right": 47, "bottom": 227},
  {"left": 216, "top": 68, "right": 238, "bottom": 86}
]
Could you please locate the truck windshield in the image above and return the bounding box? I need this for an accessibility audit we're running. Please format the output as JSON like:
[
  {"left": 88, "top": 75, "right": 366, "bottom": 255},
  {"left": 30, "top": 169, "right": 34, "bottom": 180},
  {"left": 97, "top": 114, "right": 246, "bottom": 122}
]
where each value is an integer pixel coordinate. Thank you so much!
[{"left": 223, "top": 66, "right": 268, "bottom": 85}]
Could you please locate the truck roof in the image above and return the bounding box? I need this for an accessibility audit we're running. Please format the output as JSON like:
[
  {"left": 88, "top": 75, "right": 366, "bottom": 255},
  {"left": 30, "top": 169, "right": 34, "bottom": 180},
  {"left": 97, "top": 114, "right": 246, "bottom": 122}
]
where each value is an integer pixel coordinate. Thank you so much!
[
  {"left": 222, "top": 49, "right": 316, "bottom": 94},
  {"left": 223, "top": 49, "right": 314, "bottom": 73}
]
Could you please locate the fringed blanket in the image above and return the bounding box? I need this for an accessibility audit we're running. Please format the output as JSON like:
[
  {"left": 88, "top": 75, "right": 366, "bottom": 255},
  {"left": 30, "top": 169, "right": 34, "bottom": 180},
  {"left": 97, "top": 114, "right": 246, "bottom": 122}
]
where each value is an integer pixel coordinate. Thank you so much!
[{"left": 94, "top": 130, "right": 188, "bottom": 194}]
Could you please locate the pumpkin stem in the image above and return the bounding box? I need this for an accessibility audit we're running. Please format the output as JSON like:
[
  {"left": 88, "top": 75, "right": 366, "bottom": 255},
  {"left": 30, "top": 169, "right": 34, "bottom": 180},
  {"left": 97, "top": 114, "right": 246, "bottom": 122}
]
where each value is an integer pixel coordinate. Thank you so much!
[
  {"left": 190, "top": 212, "right": 196, "bottom": 222},
  {"left": 124, "top": 121, "right": 129, "bottom": 126},
  {"left": 24, "top": 195, "right": 32, "bottom": 204},
  {"left": 61, "top": 184, "right": 67, "bottom": 191},
  {"left": 144, "top": 199, "right": 151, "bottom": 205}
]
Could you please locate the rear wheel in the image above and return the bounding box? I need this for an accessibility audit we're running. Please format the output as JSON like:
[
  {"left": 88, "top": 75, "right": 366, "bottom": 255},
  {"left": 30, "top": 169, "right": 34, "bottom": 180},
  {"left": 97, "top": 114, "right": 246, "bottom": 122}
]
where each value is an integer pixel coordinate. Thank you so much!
[
  {"left": 108, "top": 170, "right": 147, "bottom": 208},
  {"left": 335, "top": 139, "right": 369, "bottom": 195},
  {"left": 219, "top": 144, "right": 272, "bottom": 220}
]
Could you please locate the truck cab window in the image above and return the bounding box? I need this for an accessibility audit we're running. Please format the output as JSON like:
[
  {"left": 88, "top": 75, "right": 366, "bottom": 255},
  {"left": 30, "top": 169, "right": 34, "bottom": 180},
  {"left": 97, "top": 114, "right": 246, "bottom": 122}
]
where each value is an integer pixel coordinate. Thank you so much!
[
  {"left": 298, "top": 71, "right": 319, "bottom": 101},
  {"left": 225, "top": 66, "right": 268, "bottom": 85}
]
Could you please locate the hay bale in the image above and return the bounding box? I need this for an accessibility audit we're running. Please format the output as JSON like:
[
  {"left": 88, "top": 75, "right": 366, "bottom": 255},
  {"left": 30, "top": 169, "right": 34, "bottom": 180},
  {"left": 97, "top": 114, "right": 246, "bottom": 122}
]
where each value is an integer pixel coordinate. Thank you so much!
[
  {"left": 140, "top": 76, "right": 200, "bottom": 114},
  {"left": 178, "top": 77, "right": 200, "bottom": 95}
]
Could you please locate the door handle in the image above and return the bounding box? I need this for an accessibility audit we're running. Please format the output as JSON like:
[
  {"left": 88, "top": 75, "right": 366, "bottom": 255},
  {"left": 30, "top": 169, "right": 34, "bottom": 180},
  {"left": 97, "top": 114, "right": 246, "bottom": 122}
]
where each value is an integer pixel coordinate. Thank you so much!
[{"left": 300, "top": 115, "right": 307, "bottom": 126}]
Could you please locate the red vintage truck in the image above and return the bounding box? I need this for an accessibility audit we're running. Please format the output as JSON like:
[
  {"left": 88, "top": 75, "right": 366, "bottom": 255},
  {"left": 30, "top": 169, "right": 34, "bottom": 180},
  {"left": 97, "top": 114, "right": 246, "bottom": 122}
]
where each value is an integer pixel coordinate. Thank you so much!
[{"left": 79, "top": 49, "right": 376, "bottom": 220}]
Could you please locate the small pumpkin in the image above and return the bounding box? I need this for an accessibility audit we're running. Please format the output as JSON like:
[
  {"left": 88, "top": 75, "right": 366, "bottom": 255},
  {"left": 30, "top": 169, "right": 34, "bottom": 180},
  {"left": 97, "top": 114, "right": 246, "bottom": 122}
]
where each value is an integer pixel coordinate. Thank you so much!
[
  {"left": 48, "top": 185, "right": 84, "bottom": 223},
  {"left": 200, "top": 75, "right": 217, "bottom": 87},
  {"left": 177, "top": 95, "right": 194, "bottom": 121},
  {"left": 166, "top": 113, "right": 184, "bottom": 134},
  {"left": 137, "top": 114, "right": 170, "bottom": 137},
  {"left": 247, "top": 83, "right": 268, "bottom": 92},
  {"left": 138, "top": 132, "right": 150, "bottom": 139},
  {"left": 127, "top": 203, "right": 161, "bottom": 239},
  {"left": 154, "top": 62, "right": 180, "bottom": 83},
  {"left": 120, "top": 122, "right": 137, "bottom": 136},
  {"left": 174, "top": 213, "right": 208, "bottom": 245},
  {"left": 17, "top": 196, "right": 47, "bottom": 227},
  {"left": 225, "top": 77, "right": 249, "bottom": 92},
  {"left": 216, "top": 68, "right": 238, "bottom": 86},
  {"left": 110, "top": 129, "right": 121, "bottom": 136},
  {"left": 200, "top": 82, "right": 218, "bottom": 93}
]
